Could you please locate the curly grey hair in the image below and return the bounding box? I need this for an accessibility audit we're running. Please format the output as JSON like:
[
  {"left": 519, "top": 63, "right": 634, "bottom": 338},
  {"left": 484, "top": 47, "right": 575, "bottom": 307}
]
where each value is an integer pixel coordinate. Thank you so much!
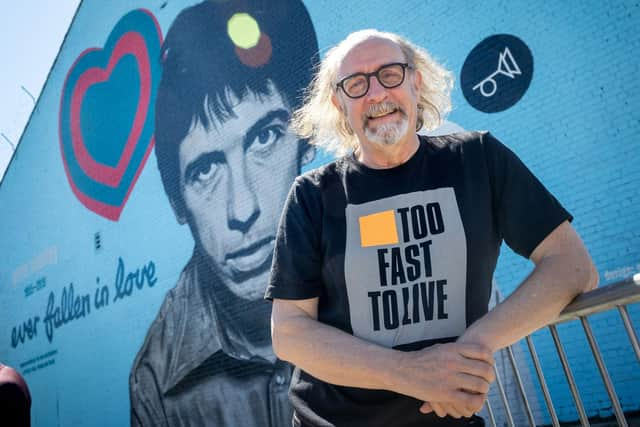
[{"left": 291, "top": 29, "right": 454, "bottom": 156}]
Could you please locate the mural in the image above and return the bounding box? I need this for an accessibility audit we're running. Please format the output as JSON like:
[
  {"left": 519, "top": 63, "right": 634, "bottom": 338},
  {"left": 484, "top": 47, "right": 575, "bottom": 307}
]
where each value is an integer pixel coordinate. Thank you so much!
[
  {"left": 128, "top": 1, "right": 317, "bottom": 425},
  {"left": 0, "top": 1, "right": 638, "bottom": 426}
]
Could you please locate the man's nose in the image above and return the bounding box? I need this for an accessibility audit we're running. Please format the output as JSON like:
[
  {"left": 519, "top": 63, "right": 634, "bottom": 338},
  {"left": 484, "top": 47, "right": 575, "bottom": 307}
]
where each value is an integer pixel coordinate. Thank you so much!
[
  {"left": 227, "top": 165, "right": 260, "bottom": 232},
  {"left": 365, "top": 76, "right": 387, "bottom": 103}
]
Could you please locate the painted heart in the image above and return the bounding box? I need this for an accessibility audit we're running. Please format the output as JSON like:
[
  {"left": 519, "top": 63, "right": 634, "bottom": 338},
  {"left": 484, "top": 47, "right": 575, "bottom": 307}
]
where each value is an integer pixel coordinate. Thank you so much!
[{"left": 59, "top": 9, "right": 162, "bottom": 221}]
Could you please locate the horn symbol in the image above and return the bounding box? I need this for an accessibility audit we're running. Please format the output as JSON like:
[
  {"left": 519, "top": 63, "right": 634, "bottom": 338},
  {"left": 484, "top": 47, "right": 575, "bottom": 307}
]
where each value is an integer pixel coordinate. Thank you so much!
[{"left": 472, "top": 47, "right": 522, "bottom": 98}]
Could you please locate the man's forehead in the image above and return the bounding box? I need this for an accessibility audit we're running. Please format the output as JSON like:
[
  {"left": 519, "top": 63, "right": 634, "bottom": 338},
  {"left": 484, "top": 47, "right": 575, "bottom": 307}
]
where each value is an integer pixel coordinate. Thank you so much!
[{"left": 338, "top": 37, "right": 405, "bottom": 76}]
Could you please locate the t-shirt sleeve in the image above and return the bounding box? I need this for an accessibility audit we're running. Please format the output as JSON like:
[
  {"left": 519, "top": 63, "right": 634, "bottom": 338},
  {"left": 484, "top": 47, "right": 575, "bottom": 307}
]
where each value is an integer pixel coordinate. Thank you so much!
[
  {"left": 482, "top": 132, "right": 572, "bottom": 258},
  {"left": 265, "top": 176, "right": 324, "bottom": 300}
]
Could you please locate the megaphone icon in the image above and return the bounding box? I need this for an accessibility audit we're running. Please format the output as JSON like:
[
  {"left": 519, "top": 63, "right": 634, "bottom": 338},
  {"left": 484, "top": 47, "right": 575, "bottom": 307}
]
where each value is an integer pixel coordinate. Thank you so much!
[{"left": 472, "top": 47, "right": 522, "bottom": 97}]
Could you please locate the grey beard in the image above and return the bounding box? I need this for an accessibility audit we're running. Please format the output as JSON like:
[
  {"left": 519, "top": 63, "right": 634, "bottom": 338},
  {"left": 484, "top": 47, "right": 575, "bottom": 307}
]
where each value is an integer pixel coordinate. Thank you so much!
[{"left": 364, "top": 115, "right": 409, "bottom": 146}]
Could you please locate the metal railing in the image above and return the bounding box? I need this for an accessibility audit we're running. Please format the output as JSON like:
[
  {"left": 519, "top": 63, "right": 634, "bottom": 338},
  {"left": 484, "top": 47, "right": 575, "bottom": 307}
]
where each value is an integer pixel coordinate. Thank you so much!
[{"left": 482, "top": 274, "right": 640, "bottom": 427}]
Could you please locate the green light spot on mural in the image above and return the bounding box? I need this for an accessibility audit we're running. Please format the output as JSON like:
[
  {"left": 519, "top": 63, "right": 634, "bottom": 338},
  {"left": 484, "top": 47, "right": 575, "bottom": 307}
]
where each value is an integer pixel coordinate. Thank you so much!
[{"left": 227, "top": 13, "right": 260, "bottom": 49}]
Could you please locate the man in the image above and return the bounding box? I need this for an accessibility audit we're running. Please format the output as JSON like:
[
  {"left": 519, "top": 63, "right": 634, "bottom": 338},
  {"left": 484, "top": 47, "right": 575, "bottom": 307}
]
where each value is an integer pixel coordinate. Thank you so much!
[
  {"left": 267, "top": 29, "right": 598, "bottom": 427},
  {"left": 129, "top": 1, "right": 318, "bottom": 426}
]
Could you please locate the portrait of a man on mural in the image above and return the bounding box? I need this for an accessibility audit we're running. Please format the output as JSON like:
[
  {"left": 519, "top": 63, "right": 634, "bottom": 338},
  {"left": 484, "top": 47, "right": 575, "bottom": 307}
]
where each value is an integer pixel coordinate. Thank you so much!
[{"left": 128, "top": 1, "right": 319, "bottom": 425}]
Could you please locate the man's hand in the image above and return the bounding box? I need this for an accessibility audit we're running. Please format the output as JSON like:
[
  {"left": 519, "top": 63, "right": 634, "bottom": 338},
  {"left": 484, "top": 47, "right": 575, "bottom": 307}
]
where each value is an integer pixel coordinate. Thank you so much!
[
  {"left": 420, "top": 389, "right": 489, "bottom": 419},
  {"left": 393, "top": 342, "right": 494, "bottom": 412}
]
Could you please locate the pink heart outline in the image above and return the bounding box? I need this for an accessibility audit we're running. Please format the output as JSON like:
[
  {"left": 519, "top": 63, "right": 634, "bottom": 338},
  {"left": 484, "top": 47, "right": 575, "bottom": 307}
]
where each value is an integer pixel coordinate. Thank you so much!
[
  {"left": 60, "top": 137, "right": 156, "bottom": 221},
  {"left": 69, "top": 31, "right": 151, "bottom": 188}
]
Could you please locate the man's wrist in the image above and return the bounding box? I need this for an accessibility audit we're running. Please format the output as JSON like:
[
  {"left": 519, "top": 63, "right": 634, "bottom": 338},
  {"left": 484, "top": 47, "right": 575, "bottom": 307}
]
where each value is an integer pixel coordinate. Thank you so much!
[
  {"left": 376, "top": 348, "right": 407, "bottom": 392},
  {"left": 457, "top": 326, "right": 497, "bottom": 352}
]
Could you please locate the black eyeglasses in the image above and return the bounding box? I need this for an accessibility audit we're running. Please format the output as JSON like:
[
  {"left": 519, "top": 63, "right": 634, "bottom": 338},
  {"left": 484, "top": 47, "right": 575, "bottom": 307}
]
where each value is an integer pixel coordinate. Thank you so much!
[{"left": 336, "top": 62, "right": 412, "bottom": 99}]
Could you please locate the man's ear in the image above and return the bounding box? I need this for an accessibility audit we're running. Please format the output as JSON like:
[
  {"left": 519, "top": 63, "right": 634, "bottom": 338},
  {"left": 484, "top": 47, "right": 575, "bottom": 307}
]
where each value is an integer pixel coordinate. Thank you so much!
[
  {"left": 169, "top": 197, "right": 187, "bottom": 225},
  {"left": 412, "top": 69, "right": 423, "bottom": 92},
  {"left": 331, "top": 92, "right": 343, "bottom": 112}
]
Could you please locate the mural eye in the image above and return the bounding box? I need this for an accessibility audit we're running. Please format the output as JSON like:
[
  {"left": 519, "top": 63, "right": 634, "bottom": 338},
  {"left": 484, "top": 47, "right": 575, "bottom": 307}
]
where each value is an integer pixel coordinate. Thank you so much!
[
  {"left": 249, "top": 125, "right": 284, "bottom": 156},
  {"left": 195, "top": 163, "right": 216, "bottom": 183},
  {"left": 186, "top": 156, "right": 221, "bottom": 187}
]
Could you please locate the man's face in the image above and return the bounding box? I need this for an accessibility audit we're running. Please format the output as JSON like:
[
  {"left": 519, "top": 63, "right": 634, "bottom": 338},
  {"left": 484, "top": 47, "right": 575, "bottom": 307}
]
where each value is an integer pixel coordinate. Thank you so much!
[
  {"left": 334, "top": 37, "right": 422, "bottom": 149},
  {"left": 175, "top": 86, "right": 308, "bottom": 301}
]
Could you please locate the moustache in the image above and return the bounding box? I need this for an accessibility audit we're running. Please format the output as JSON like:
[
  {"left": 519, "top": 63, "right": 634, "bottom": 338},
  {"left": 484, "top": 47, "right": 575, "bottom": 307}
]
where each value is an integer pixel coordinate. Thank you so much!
[{"left": 363, "top": 102, "right": 405, "bottom": 125}]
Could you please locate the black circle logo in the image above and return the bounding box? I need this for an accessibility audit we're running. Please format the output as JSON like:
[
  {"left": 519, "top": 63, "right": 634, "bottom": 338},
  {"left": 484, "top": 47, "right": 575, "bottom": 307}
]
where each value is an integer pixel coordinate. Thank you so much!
[{"left": 461, "top": 34, "right": 533, "bottom": 113}]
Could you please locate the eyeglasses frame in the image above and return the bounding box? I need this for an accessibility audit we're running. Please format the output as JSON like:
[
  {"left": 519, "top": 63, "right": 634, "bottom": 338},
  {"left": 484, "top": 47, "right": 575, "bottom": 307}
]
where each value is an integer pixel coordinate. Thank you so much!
[{"left": 335, "top": 62, "right": 413, "bottom": 99}]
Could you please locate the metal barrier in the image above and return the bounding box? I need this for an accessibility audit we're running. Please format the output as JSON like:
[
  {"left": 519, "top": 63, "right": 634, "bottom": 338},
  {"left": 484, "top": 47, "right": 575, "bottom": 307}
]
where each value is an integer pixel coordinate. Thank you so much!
[{"left": 483, "top": 274, "right": 640, "bottom": 427}]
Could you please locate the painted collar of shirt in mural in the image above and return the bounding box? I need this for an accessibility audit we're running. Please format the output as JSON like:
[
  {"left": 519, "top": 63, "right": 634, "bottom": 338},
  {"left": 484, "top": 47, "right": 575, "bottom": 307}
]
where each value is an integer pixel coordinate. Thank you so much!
[{"left": 163, "top": 248, "right": 272, "bottom": 393}]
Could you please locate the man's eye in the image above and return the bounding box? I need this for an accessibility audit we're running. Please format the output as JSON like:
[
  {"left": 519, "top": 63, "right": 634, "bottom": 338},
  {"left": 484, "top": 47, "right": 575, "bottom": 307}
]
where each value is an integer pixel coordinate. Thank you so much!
[
  {"left": 346, "top": 77, "right": 366, "bottom": 93},
  {"left": 380, "top": 69, "right": 401, "bottom": 82},
  {"left": 249, "top": 125, "right": 284, "bottom": 155}
]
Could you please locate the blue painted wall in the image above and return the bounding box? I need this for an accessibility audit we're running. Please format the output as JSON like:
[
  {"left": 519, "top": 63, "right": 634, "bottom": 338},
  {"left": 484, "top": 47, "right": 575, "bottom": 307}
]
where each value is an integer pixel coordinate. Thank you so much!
[{"left": 0, "top": 0, "right": 637, "bottom": 425}]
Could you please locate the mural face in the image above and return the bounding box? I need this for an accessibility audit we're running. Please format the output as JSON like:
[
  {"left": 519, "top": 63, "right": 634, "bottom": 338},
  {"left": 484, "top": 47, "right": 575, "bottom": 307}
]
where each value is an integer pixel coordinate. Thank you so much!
[{"left": 177, "top": 88, "right": 303, "bottom": 301}]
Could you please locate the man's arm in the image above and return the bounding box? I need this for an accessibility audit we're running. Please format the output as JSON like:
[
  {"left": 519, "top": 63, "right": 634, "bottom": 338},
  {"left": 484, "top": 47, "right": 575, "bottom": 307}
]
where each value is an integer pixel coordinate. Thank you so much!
[
  {"left": 422, "top": 220, "right": 598, "bottom": 417},
  {"left": 458, "top": 220, "right": 598, "bottom": 351},
  {"left": 271, "top": 297, "right": 496, "bottom": 409}
]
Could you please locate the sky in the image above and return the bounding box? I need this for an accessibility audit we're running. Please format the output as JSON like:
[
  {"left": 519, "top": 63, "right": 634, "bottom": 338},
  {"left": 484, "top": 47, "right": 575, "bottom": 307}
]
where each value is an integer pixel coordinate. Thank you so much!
[{"left": 0, "top": 1, "right": 80, "bottom": 183}]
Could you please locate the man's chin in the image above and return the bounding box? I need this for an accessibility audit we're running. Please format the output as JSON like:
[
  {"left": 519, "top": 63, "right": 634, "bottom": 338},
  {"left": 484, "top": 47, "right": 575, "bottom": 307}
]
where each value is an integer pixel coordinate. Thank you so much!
[
  {"left": 366, "top": 129, "right": 402, "bottom": 147},
  {"left": 365, "top": 119, "right": 409, "bottom": 147}
]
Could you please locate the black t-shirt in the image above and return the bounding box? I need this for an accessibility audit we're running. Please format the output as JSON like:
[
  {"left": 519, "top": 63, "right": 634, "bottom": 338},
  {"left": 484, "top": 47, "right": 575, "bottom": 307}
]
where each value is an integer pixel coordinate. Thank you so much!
[{"left": 266, "top": 131, "right": 571, "bottom": 427}]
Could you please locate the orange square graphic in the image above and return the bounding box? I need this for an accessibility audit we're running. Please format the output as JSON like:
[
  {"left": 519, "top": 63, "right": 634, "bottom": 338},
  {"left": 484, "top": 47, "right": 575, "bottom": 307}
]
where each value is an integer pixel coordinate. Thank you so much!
[{"left": 359, "top": 210, "right": 399, "bottom": 247}]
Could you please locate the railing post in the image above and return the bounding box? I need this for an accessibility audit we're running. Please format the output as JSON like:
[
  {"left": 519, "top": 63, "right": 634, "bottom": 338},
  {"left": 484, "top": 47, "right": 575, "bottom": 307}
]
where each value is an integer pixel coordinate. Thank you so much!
[
  {"left": 526, "top": 336, "right": 560, "bottom": 427},
  {"left": 484, "top": 398, "right": 497, "bottom": 427},
  {"left": 618, "top": 305, "right": 640, "bottom": 362},
  {"left": 498, "top": 277, "right": 640, "bottom": 427},
  {"left": 493, "top": 363, "right": 515, "bottom": 427},
  {"left": 549, "top": 324, "right": 590, "bottom": 427},
  {"left": 580, "top": 316, "right": 628, "bottom": 427},
  {"left": 505, "top": 345, "right": 536, "bottom": 426}
]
